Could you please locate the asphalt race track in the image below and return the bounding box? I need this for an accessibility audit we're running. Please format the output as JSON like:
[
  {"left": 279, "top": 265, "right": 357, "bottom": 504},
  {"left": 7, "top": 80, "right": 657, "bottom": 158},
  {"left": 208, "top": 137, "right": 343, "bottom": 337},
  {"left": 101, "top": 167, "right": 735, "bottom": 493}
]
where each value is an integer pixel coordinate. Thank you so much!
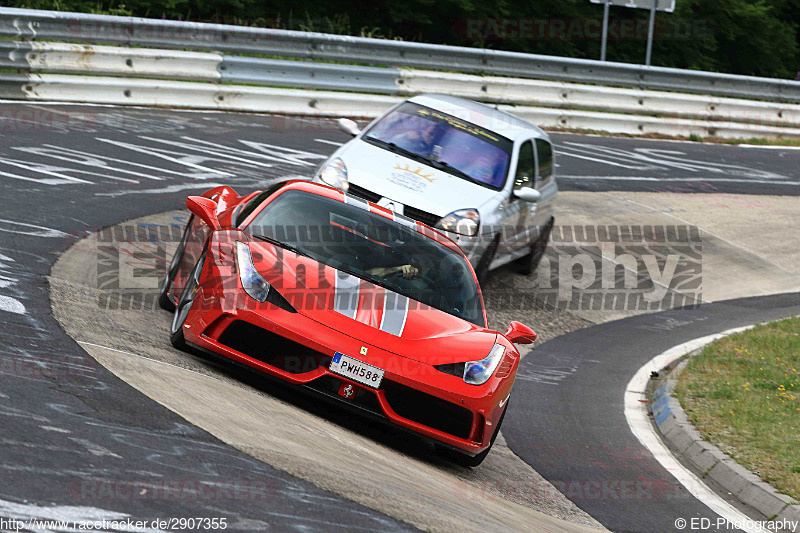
[
  {"left": 503, "top": 292, "right": 800, "bottom": 532},
  {"left": 0, "top": 105, "right": 415, "bottom": 530},
  {"left": 1, "top": 101, "right": 799, "bottom": 531},
  {"left": 552, "top": 134, "right": 800, "bottom": 196}
]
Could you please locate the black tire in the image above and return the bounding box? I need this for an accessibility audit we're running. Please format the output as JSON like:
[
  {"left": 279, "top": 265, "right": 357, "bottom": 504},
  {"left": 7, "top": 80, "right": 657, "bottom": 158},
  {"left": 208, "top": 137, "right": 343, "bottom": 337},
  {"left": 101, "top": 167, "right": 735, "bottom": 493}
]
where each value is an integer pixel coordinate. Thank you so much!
[
  {"left": 170, "top": 251, "right": 206, "bottom": 350},
  {"left": 158, "top": 215, "right": 194, "bottom": 312},
  {"left": 516, "top": 218, "right": 553, "bottom": 276},
  {"left": 437, "top": 401, "right": 508, "bottom": 468},
  {"left": 474, "top": 235, "right": 500, "bottom": 287}
]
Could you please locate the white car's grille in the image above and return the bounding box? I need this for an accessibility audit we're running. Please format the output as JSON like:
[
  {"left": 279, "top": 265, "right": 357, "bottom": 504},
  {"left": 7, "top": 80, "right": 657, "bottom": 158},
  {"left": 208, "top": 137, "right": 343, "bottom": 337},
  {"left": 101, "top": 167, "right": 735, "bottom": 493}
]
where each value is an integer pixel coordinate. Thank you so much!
[{"left": 348, "top": 184, "right": 441, "bottom": 228}]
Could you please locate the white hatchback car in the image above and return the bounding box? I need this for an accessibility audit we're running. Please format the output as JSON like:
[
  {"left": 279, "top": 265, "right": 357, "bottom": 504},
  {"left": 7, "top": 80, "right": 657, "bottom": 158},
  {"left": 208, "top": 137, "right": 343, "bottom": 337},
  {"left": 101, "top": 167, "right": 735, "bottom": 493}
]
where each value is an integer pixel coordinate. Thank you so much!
[{"left": 313, "top": 94, "right": 556, "bottom": 284}]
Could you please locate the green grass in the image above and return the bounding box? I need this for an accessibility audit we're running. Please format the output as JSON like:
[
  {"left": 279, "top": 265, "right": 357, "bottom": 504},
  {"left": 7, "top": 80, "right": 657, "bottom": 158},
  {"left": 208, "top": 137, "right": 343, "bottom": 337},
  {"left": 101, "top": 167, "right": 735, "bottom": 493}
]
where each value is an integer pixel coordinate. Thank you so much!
[{"left": 674, "top": 317, "right": 800, "bottom": 499}]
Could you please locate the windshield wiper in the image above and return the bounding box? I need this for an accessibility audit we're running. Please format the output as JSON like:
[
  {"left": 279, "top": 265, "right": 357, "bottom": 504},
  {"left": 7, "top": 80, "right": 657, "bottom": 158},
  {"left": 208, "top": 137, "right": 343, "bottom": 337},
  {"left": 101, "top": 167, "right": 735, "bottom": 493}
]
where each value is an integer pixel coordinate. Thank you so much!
[
  {"left": 364, "top": 137, "right": 425, "bottom": 162},
  {"left": 425, "top": 158, "right": 486, "bottom": 186},
  {"left": 252, "top": 234, "right": 310, "bottom": 258},
  {"left": 365, "top": 137, "right": 486, "bottom": 186}
]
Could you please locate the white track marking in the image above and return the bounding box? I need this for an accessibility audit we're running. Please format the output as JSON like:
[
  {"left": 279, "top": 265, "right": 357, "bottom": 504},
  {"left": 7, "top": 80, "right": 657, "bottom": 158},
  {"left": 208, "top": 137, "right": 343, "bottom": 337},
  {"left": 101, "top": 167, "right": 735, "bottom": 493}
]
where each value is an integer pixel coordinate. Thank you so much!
[
  {"left": 0, "top": 167, "right": 81, "bottom": 186},
  {"left": 0, "top": 295, "right": 25, "bottom": 315},
  {"left": 68, "top": 438, "right": 122, "bottom": 458},
  {"left": 6, "top": 151, "right": 141, "bottom": 184},
  {"left": 735, "top": 143, "right": 800, "bottom": 150},
  {"left": 0, "top": 496, "right": 166, "bottom": 533},
  {"left": 553, "top": 131, "right": 800, "bottom": 149},
  {"left": 315, "top": 138, "right": 343, "bottom": 147},
  {"left": 0, "top": 159, "right": 94, "bottom": 184},
  {"left": 558, "top": 175, "right": 800, "bottom": 185},
  {"left": 238, "top": 139, "right": 327, "bottom": 165},
  {"left": 0, "top": 253, "right": 25, "bottom": 315},
  {"left": 14, "top": 146, "right": 168, "bottom": 181},
  {"left": 558, "top": 141, "right": 788, "bottom": 180},
  {"left": 625, "top": 326, "right": 759, "bottom": 532},
  {"left": 76, "top": 341, "right": 216, "bottom": 380},
  {"left": 95, "top": 181, "right": 227, "bottom": 197},
  {"left": 96, "top": 138, "right": 235, "bottom": 177},
  {"left": 180, "top": 136, "right": 324, "bottom": 166},
  {"left": 39, "top": 145, "right": 221, "bottom": 177},
  {"left": 39, "top": 426, "right": 71, "bottom": 434},
  {"left": 556, "top": 150, "right": 647, "bottom": 169},
  {"left": 0, "top": 218, "right": 69, "bottom": 238},
  {"left": 140, "top": 136, "right": 277, "bottom": 169}
]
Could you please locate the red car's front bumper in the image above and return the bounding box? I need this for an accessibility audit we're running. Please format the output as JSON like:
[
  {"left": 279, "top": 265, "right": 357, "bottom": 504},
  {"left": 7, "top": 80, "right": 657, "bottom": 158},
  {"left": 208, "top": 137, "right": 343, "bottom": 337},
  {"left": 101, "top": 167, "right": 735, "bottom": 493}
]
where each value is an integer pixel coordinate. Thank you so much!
[{"left": 181, "top": 287, "right": 515, "bottom": 456}]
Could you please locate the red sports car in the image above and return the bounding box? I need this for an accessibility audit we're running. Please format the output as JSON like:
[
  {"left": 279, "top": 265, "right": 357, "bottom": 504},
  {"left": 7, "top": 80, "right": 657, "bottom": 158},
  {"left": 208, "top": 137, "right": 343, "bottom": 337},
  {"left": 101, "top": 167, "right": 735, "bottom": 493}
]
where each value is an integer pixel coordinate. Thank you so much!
[{"left": 159, "top": 180, "right": 536, "bottom": 466}]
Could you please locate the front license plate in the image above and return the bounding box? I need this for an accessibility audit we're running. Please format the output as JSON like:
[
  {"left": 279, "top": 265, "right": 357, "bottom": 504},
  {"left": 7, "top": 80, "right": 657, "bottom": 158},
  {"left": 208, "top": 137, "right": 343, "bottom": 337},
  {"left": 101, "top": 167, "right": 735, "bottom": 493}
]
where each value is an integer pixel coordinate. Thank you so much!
[{"left": 330, "top": 352, "right": 384, "bottom": 388}]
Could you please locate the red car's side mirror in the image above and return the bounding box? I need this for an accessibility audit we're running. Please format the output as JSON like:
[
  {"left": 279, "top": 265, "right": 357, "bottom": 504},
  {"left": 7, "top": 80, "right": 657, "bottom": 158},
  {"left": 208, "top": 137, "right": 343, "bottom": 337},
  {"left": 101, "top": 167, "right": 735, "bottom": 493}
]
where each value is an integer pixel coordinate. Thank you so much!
[
  {"left": 504, "top": 321, "right": 537, "bottom": 345},
  {"left": 187, "top": 196, "right": 221, "bottom": 231}
]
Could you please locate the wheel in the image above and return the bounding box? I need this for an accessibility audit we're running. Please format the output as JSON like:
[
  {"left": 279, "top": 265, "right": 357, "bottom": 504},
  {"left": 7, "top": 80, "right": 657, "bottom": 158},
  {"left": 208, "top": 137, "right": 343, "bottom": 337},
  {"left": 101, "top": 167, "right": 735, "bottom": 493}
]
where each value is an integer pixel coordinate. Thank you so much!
[
  {"left": 474, "top": 236, "right": 500, "bottom": 287},
  {"left": 158, "top": 216, "right": 194, "bottom": 312},
  {"left": 437, "top": 402, "right": 507, "bottom": 468},
  {"left": 170, "top": 251, "right": 206, "bottom": 350},
  {"left": 516, "top": 218, "right": 553, "bottom": 276}
]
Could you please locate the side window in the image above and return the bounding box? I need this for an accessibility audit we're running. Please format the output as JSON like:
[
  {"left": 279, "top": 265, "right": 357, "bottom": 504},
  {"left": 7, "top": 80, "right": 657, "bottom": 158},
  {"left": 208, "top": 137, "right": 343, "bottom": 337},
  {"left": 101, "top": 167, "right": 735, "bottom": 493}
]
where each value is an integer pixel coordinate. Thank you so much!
[
  {"left": 236, "top": 181, "right": 289, "bottom": 227},
  {"left": 514, "top": 141, "right": 535, "bottom": 191},
  {"left": 535, "top": 139, "right": 554, "bottom": 187}
]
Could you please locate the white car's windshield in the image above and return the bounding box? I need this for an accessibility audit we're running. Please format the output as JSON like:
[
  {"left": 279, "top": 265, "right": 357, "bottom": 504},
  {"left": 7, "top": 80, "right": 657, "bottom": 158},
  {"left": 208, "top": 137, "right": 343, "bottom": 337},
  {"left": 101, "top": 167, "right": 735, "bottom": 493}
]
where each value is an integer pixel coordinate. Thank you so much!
[
  {"left": 363, "top": 102, "right": 512, "bottom": 190},
  {"left": 247, "top": 190, "right": 485, "bottom": 326}
]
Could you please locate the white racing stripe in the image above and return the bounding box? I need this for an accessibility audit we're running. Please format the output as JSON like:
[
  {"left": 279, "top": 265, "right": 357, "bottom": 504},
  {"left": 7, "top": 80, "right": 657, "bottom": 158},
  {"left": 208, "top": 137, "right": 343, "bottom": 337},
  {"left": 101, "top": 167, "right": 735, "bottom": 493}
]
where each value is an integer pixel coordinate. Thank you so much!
[
  {"left": 392, "top": 213, "right": 417, "bottom": 229},
  {"left": 333, "top": 266, "right": 409, "bottom": 336},
  {"left": 624, "top": 326, "right": 760, "bottom": 532},
  {"left": 379, "top": 291, "right": 409, "bottom": 337},
  {"left": 333, "top": 270, "right": 360, "bottom": 320},
  {"left": 343, "top": 193, "right": 371, "bottom": 211}
]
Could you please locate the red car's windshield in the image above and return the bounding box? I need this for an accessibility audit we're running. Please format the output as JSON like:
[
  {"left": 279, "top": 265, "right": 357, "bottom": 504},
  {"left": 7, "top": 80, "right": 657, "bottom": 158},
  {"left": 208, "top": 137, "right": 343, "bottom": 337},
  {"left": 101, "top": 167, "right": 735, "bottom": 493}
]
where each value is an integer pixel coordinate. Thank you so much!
[
  {"left": 246, "top": 190, "right": 485, "bottom": 326},
  {"left": 363, "top": 102, "right": 512, "bottom": 189}
]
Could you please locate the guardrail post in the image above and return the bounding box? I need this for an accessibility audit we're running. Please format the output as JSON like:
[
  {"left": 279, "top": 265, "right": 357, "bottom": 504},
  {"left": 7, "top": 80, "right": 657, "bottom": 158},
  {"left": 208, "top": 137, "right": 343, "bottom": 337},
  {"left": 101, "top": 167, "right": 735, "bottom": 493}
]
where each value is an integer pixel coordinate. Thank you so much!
[
  {"left": 645, "top": 0, "right": 657, "bottom": 66},
  {"left": 601, "top": 0, "right": 610, "bottom": 61}
]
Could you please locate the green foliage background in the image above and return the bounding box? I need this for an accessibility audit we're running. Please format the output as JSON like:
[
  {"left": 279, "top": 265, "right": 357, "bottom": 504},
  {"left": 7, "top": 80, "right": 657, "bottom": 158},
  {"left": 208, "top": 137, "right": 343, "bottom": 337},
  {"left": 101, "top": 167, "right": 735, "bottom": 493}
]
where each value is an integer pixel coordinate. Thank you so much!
[{"left": 3, "top": 0, "right": 799, "bottom": 79}]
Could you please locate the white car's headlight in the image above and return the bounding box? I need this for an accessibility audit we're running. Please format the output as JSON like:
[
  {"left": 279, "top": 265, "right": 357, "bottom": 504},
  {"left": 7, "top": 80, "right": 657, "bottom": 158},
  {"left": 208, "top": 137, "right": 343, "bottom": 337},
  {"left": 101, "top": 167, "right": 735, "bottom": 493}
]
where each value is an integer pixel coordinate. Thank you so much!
[
  {"left": 317, "top": 157, "right": 349, "bottom": 191},
  {"left": 437, "top": 208, "right": 479, "bottom": 236},
  {"left": 236, "top": 242, "right": 270, "bottom": 302},
  {"left": 464, "top": 344, "right": 505, "bottom": 385}
]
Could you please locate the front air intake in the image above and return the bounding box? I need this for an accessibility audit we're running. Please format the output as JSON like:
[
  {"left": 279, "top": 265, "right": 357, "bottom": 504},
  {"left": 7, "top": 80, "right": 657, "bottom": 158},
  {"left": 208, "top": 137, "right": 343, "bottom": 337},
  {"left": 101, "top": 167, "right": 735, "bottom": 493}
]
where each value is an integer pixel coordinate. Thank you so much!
[{"left": 218, "top": 321, "right": 330, "bottom": 374}]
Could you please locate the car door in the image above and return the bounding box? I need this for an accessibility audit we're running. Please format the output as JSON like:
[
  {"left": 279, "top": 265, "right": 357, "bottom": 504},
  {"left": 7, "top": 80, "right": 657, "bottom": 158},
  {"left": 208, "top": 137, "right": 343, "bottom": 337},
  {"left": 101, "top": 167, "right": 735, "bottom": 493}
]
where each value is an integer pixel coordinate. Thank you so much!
[
  {"left": 172, "top": 215, "right": 210, "bottom": 299},
  {"left": 532, "top": 138, "right": 556, "bottom": 236},
  {"left": 499, "top": 138, "right": 536, "bottom": 257}
]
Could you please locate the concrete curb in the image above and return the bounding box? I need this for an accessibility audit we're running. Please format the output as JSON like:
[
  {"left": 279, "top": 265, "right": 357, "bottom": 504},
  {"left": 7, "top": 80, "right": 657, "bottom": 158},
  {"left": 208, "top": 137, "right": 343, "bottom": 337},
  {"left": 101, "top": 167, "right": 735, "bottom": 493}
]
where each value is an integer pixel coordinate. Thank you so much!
[{"left": 650, "top": 353, "right": 800, "bottom": 531}]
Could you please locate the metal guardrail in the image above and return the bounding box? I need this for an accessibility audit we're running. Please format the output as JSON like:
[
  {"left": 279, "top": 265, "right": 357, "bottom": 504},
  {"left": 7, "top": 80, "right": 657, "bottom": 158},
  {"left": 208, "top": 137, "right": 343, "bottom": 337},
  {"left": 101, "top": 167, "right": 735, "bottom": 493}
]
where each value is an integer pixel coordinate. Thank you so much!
[
  {"left": 220, "top": 57, "right": 399, "bottom": 93},
  {"left": 2, "top": 7, "right": 800, "bottom": 103},
  {"left": 1, "top": 8, "right": 800, "bottom": 139},
  {"left": 5, "top": 73, "right": 798, "bottom": 141},
  {"left": 5, "top": 40, "right": 799, "bottom": 128}
]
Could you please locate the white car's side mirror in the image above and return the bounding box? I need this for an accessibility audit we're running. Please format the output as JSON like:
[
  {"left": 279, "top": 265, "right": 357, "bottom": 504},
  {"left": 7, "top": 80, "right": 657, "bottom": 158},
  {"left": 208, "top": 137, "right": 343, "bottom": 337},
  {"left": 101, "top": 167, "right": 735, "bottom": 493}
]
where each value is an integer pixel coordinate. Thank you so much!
[
  {"left": 514, "top": 187, "right": 541, "bottom": 203},
  {"left": 337, "top": 118, "right": 361, "bottom": 137}
]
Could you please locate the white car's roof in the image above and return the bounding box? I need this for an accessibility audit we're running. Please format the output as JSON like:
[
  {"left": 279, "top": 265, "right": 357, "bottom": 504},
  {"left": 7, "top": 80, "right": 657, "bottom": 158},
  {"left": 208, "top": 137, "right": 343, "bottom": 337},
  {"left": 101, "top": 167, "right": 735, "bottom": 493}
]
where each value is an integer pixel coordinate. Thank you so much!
[{"left": 407, "top": 94, "right": 548, "bottom": 142}]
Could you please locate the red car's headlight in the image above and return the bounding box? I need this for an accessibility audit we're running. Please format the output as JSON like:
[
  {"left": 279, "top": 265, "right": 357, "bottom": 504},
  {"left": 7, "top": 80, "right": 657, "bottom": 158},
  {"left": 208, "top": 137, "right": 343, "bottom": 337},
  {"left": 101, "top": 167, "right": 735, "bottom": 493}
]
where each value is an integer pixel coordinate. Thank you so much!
[
  {"left": 463, "top": 344, "right": 506, "bottom": 385},
  {"left": 235, "top": 242, "right": 270, "bottom": 302}
]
